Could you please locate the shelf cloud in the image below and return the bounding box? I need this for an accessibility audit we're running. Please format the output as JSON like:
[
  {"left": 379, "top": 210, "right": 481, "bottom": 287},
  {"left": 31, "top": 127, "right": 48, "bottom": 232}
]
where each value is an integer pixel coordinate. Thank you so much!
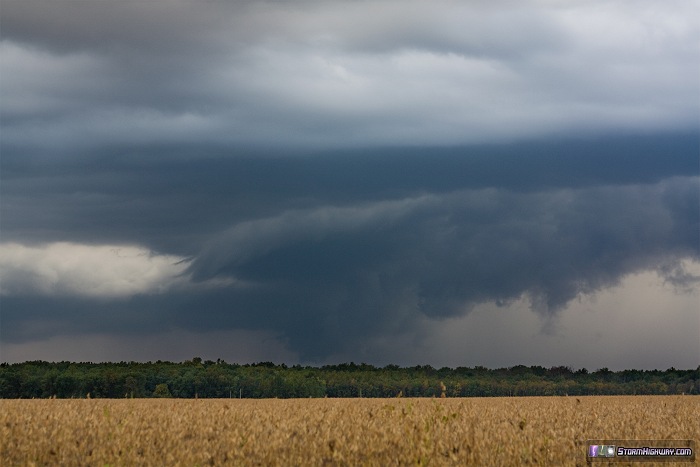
[{"left": 1, "top": 0, "right": 698, "bottom": 368}]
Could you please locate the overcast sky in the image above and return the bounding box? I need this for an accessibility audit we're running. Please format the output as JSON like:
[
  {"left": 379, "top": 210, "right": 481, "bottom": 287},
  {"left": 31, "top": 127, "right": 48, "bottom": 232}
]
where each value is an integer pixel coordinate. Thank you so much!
[{"left": 1, "top": 0, "right": 698, "bottom": 370}]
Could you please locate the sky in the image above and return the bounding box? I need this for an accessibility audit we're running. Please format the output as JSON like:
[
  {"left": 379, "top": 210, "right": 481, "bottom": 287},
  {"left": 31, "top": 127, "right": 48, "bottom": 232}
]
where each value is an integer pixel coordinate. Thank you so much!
[{"left": 1, "top": 0, "right": 698, "bottom": 370}]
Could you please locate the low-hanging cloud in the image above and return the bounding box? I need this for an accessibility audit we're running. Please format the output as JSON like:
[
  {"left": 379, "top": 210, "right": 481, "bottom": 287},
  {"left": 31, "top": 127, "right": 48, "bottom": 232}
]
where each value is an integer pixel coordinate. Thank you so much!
[
  {"left": 1, "top": 165, "right": 697, "bottom": 361},
  {"left": 177, "top": 176, "right": 699, "bottom": 359}
]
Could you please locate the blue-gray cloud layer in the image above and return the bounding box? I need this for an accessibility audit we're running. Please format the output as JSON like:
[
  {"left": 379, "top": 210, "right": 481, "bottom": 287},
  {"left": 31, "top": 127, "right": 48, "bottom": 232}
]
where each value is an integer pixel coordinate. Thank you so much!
[
  {"left": 1, "top": 0, "right": 698, "bottom": 365},
  {"left": 2, "top": 136, "right": 698, "bottom": 360}
]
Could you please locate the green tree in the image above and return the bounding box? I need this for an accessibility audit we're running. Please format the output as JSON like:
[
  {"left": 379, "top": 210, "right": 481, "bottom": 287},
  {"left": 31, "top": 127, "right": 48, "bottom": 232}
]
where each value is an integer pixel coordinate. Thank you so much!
[{"left": 153, "top": 383, "right": 172, "bottom": 398}]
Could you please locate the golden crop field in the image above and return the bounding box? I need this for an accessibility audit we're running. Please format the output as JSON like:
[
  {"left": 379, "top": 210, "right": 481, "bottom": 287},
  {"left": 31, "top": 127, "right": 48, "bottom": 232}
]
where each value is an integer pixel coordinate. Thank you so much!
[{"left": 1, "top": 396, "right": 697, "bottom": 466}]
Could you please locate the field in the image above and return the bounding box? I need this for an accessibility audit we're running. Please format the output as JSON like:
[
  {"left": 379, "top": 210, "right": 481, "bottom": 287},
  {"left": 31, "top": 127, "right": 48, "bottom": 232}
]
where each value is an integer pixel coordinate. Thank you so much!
[{"left": 1, "top": 396, "right": 697, "bottom": 466}]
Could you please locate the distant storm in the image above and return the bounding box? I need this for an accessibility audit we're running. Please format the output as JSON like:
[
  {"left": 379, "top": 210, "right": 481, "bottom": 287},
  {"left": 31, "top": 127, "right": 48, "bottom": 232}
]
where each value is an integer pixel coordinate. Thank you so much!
[{"left": 1, "top": 0, "right": 698, "bottom": 369}]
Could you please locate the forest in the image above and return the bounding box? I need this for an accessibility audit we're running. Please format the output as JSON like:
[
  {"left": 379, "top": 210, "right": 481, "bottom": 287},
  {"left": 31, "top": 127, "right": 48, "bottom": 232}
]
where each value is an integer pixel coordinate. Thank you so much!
[{"left": 1, "top": 359, "right": 698, "bottom": 399}]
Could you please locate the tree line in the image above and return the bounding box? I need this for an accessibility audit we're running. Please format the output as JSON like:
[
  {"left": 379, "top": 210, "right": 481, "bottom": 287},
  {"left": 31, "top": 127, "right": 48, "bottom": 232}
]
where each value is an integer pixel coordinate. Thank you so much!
[{"left": 1, "top": 359, "right": 698, "bottom": 399}]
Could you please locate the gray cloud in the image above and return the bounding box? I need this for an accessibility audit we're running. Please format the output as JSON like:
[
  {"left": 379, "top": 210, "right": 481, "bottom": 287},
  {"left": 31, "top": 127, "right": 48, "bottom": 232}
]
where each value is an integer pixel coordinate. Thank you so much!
[
  {"left": 658, "top": 261, "right": 700, "bottom": 294},
  {"left": 2, "top": 167, "right": 697, "bottom": 361},
  {"left": 2, "top": 0, "right": 698, "bottom": 148},
  {"left": 178, "top": 177, "right": 698, "bottom": 358},
  {"left": 1, "top": 0, "right": 698, "bottom": 367},
  {"left": 1, "top": 134, "right": 696, "bottom": 252}
]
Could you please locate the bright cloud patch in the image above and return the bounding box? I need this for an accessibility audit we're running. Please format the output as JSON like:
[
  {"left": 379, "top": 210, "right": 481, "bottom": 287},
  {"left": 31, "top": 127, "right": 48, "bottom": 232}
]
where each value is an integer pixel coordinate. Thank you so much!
[{"left": 0, "top": 242, "right": 189, "bottom": 298}]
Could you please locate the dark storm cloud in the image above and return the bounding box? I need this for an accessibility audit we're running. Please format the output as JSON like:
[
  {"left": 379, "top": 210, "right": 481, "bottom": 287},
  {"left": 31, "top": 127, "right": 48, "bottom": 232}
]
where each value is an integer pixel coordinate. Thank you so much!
[
  {"left": 1, "top": 0, "right": 699, "bottom": 365},
  {"left": 1, "top": 135, "right": 698, "bottom": 360},
  {"left": 1, "top": 133, "right": 697, "bottom": 252},
  {"left": 3, "top": 176, "right": 698, "bottom": 360},
  {"left": 180, "top": 176, "right": 698, "bottom": 359}
]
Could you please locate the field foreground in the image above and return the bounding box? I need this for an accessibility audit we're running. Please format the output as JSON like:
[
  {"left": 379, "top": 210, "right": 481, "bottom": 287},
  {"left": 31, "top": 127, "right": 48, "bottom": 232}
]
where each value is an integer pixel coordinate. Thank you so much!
[{"left": 1, "top": 396, "right": 698, "bottom": 466}]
